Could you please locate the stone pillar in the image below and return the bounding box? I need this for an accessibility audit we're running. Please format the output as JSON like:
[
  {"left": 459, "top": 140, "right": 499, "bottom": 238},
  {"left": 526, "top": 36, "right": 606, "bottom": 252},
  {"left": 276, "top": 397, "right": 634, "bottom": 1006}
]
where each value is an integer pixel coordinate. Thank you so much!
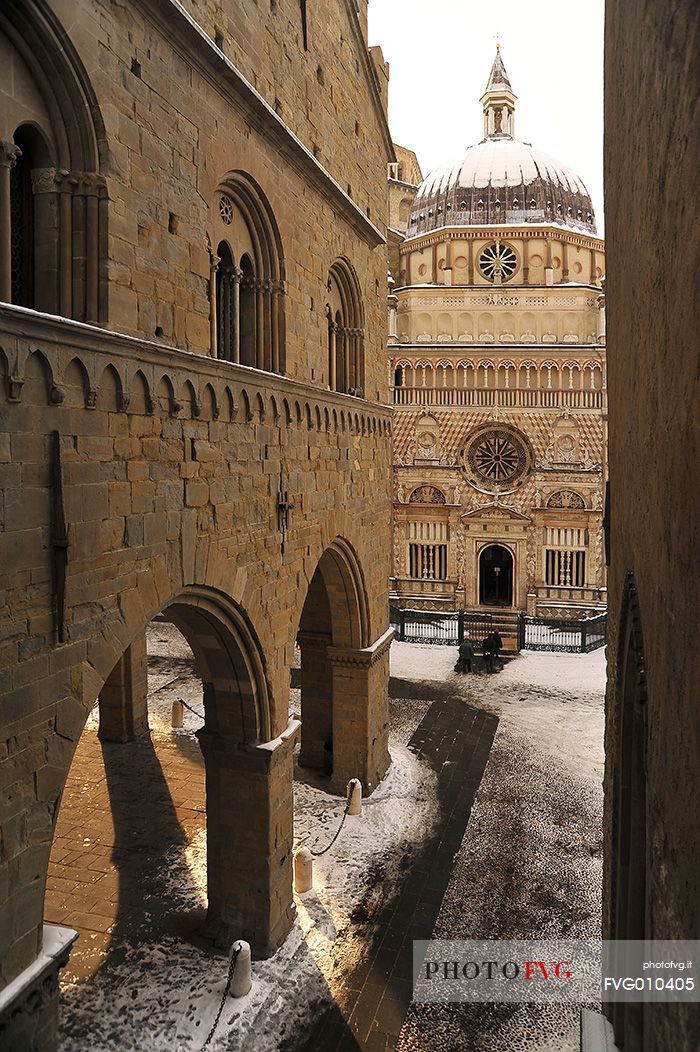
[
  {"left": 196, "top": 719, "right": 298, "bottom": 957},
  {"left": 0, "top": 140, "right": 21, "bottom": 302},
  {"left": 83, "top": 175, "right": 100, "bottom": 323},
  {"left": 0, "top": 926, "right": 77, "bottom": 1052},
  {"left": 98, "top": 632, "right": 149, "bottom": 742},
  {"left": 209, "top": 250, "right": 220, "bottom": 357},
  {"left": 388, "top": 293, "right": 398, "bottom": 341},
  {"left": 467, "top": 238, "right": 474, "bottom": 284},
  {"left": 255, "top": 280, "right": 265, "bottom": 369},
  {"left": 327, "top": 627, "right": 393, "bottom": 796},
  {"left": 522, "top": 236, "right": 530, "bottom": 284},
  {"left": 271, "top": 281, "right": 281, "bottom": 373},
  {"left": 561, "top": 239, "right": 569, "bottom": 281},
  {"left": 298, "top": 633, "right": 333, "bottom": 773},
  {"left": 31, "top": 168, "right": 61, "bottom": 315},
  {"left": 56, "top": 171, "right": 73, "bottom": 318},
  {"left": 328, "top": 319, "right": 337, "bottom": 390}
]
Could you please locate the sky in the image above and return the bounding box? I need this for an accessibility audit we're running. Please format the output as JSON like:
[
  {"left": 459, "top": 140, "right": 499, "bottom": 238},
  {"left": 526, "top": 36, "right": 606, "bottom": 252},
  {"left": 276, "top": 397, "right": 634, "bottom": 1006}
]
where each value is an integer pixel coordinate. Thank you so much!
[{"left": 367, "top": 0, "right": 605, "bottom": 227}]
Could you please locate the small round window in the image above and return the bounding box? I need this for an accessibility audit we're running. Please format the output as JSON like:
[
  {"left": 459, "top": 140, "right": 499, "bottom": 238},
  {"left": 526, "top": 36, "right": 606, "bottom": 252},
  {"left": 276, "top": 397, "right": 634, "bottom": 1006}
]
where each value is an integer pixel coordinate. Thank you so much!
[{"left": 479, "top": 242, "right": 517, "bottom": 282}]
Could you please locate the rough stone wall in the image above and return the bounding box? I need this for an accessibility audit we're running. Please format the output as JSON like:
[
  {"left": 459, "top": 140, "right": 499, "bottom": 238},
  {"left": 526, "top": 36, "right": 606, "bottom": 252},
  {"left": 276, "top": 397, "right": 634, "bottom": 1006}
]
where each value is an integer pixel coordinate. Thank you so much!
[
  {"left": 0, "top": 310, "right": 392, "bottom": 987},
  {"left": 604, "top": 1, "right": 700, "bottom": 1048},
  {"left": 34, "top": 0, "right": 391, "bottom": 386}
]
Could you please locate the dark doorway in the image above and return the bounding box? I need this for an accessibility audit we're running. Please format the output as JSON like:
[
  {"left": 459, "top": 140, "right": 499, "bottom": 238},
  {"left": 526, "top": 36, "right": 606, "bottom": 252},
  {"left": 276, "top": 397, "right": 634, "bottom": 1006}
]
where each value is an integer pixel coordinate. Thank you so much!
[{"left": 479, "top": 544, "right": 513, "bottom": 606}]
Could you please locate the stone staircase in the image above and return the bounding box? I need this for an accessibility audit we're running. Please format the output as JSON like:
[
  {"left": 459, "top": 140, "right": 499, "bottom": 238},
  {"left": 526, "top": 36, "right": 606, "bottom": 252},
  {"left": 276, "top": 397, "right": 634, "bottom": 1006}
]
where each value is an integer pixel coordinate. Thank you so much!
[{"left": 461, "top": 609, "right": 521, "bottom": 655}]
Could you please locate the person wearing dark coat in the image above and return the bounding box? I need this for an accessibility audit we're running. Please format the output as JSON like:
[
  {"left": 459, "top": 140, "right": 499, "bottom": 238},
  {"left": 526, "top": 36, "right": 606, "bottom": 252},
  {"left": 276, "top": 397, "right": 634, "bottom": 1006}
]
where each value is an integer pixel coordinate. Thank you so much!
[
  {"left": 482, "top": 634, "right": 495, "bottom": 673},
  {"left": 456, "top": 637, "right": 475, "bottom": 673},
  {"left": 491, "top": 630, "right": 503, "bottom": 668}
]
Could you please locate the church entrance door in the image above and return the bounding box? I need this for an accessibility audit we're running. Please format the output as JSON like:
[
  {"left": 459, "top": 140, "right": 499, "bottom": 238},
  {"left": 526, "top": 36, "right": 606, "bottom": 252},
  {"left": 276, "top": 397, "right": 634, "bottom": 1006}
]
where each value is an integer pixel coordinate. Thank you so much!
[{"left": 479, "top": 544, "right": 513, "bottom": 606}]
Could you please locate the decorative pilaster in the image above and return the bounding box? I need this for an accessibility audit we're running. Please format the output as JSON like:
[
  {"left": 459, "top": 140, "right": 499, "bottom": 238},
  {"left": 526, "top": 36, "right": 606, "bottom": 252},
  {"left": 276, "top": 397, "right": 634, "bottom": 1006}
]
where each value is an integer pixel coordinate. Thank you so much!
[{"left": 0, "top": 140, "right": 22, "bottom": 302}]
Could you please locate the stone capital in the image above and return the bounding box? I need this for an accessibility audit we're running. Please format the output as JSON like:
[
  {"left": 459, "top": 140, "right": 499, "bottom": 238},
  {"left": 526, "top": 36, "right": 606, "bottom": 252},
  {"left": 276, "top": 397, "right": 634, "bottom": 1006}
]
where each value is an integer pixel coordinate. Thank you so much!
[
  {"left": 327, "top": 626, "right": 395, "bottom": 669},
  {"left": 0, "top": 139, "right": 21, "bottom": 169},
  {"left": 30, "top": 167, "right": 60, "bottom": 194},
  {"left": 297, "top": 631, "right": 332, "bottom": 651}
]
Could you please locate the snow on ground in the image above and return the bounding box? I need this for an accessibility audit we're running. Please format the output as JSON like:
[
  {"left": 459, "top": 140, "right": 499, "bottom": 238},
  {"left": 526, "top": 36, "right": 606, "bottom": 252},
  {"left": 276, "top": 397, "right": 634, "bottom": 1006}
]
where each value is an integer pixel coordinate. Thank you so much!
[
  {"left": 393, "top": 642, "right": 606, "bottom": 1052},
  {"left": 59, "top": 625, "right": 437, "bottom": 1052}
]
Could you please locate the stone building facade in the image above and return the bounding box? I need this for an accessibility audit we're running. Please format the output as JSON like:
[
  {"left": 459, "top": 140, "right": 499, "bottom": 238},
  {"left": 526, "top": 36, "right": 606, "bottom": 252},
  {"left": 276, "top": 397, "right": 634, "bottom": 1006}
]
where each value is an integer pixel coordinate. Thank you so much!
[
  {"left": 389, "top": 51, "right": 607, "bottom": 621},
  {"left": 0, "top": 1, "right": 394, "bottom": 1047},
  {"left": 603, "top": 1, "right": 700, "bottom": 1049}
]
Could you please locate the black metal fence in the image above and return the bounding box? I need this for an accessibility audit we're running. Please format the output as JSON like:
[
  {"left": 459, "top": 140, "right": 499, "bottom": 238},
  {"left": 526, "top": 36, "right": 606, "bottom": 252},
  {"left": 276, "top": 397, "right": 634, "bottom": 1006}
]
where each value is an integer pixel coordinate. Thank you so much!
[{"left": 391, "top": 606, "right": 607, "bottom": 654}]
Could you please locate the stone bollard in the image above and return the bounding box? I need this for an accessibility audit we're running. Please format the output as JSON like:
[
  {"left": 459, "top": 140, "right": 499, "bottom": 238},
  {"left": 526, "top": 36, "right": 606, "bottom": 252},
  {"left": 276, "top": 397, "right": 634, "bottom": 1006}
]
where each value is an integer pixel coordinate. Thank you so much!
[
  {"left": 347, "top": 778, "right": 363, "bottom": 816},
  {"left": 171, "top": 699, "right": 184, "bottom": 728},
  {"left": 293, "top": 847, "right": 313, "bottom": 893},
  {"left": 229, "top": 940, "right": 252, "bottom": 998}
]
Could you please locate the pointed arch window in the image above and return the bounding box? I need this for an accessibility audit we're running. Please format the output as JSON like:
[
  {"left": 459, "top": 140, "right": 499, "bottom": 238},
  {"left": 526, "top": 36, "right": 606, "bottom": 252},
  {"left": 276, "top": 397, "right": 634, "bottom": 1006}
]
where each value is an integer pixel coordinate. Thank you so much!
[
  {"left": 211, "top": 176, "right": 285, "bottom": 373},
  {"left": 326, "top": 259, "right": 364, "bottom": 395}
]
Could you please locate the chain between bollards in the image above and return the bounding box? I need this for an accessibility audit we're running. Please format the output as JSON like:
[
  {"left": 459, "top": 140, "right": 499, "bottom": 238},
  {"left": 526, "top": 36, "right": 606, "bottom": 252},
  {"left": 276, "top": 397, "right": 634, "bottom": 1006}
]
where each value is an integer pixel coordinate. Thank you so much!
[
  {"left": 200, "top": 943, "right": 241, "bottom": 1050},
  {"left": 310, "top": 779, "right": 362, "bottom": 858}
]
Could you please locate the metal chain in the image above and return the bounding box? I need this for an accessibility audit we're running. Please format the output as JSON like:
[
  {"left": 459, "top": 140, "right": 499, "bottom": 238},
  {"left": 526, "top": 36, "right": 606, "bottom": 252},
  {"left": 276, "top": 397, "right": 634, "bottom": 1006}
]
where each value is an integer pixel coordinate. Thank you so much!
[
  {"left": 200, "top": 944, "right": 241, "bottom": 1050},
  {"left": 180, "top": 698, "right": 204, "bottom": 720},
  {"left": 310, "top": 794, "right": 352, "bottom": 857}
]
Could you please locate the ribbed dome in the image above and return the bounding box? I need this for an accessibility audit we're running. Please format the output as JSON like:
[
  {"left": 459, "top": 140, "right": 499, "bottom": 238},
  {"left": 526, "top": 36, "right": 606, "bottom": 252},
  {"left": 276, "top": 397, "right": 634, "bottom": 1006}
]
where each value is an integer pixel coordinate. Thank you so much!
[{"left": 407, "top": 137, "right": 597, "bottom": 238}]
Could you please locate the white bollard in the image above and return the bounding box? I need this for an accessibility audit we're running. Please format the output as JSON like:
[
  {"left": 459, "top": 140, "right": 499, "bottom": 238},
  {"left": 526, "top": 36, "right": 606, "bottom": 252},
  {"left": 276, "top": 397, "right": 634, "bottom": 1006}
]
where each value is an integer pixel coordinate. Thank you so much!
[
  {"left": 347, "top": 778, "right": 363, "bottom": 816},
  {"left": 171, "top": 699, "right": 184, "bottom": 728},
  {"left": 229, "top": 939, "right": 252, "bottom": 998},
  {"left": 293, "top": 847, "right": 313, "bottom": 893}
]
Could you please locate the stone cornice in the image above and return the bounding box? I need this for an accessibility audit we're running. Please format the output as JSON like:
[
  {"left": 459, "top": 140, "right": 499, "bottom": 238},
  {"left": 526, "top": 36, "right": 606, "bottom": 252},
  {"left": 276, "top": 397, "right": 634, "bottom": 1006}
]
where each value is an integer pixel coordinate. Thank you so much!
[
  {"left": 0, "top": 304, "right": 393, "bottom": 418},
  {"left": 327, "top": 627, "right": 395, "bottom": 668},
  {"left": 390, "top": 343, "right": 603, "bottom": 352},
  {"left": 135, "top": 0, "right": 386, "bottom": 247},
  {"left": 400, "top": 226, "right": 605, "bottom": 253}
]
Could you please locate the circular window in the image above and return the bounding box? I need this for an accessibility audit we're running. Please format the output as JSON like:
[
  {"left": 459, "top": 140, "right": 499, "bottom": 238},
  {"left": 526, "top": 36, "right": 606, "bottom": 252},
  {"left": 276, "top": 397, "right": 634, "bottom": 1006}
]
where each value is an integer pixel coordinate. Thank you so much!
[
  {"left": 478, "top": 242, "right": 518, "bottom": 282},
  {"left": 219, "top": 194, "right": 234, "bottom": 225},
  {"left": 463, "top": 426, "right": 532, "bottom": 489}
]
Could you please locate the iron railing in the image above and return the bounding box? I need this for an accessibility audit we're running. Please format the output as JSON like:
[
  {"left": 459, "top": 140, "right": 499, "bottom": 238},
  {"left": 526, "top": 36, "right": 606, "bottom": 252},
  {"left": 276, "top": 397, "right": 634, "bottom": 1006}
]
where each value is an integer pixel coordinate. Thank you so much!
[{"left": 391, "top": 607, "right": 607, "bottom": 654}]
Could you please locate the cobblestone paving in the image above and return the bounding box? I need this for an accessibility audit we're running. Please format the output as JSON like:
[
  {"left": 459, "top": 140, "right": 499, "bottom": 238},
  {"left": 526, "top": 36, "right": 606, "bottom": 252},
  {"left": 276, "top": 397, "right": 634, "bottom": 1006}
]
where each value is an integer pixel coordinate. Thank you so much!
[
  {"left": 300, "top": 697, "right": 499, "bottom": 1052},
  {"left": 45, "top": 721, "right": 207, "bottom": 985}
]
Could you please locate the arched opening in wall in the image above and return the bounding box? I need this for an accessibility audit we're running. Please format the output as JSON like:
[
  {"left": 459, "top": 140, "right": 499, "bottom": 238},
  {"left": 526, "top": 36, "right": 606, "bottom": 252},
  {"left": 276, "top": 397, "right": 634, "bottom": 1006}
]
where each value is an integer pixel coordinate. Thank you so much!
[
  {"left": 294, "top": 540, "right": 369, "bottom": 787},
  {"left": 610, "top": 576, "right": 647, "bottom": 1051},
  {"left": 212, "top": 174, "right": 285, "bottom": 372},
  {"left": 0, "top": 6, "right": 107, "bottom": 320},
  {"left": 239, "top": 253, "right": 256, "bottom": 368},
  {"left": 44, "top": 589, "right": 285, "bottom": 1022},
  {"left": 479, "top": 544, "right": 514, "bottom": 607},
  {"left": 326, "top": 258, "right": 364, "bottom": 395}
]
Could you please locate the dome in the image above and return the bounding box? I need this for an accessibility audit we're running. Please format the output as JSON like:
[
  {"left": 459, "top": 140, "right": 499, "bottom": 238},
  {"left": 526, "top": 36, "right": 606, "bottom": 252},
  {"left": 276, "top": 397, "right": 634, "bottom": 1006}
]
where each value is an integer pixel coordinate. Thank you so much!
[
  {"left": 406, "top": 50, "right": 597, "bottom": 239},
  {"left": 407, "top": 139, "right": 597, "bottom": 238}
]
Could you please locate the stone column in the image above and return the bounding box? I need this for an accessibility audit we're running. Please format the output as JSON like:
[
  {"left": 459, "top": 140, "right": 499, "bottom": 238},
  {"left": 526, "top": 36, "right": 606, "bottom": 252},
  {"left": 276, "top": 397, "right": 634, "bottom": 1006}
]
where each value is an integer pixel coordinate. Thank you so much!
[
  {"left": 97, "top": 632, "right": 149, "bottom": 742},
  {"left": 327, "top": 627, "right": 393, "bottom": 796},
  {"left": 467, "top": 238, "right": 474, "bottom": 284},
  {"left": 83, "top": 174, "right": 101, "bottom": 323},
  {"left": 297, "top": 632, "right": 333, "bottom": 772},
  {"left": 328, "top": 319, "right": 337, "bottom": 390},
  {"left": 271, "top": 280, "right": 281, "bottom": 373},
  {"left": 255, "top": 279, "right": 265, "bottom": 369},
  {"left": 31, "top": 168, "right": 61, "bottom": 315},
  {"left": 0, "top": 140, "right": 21, "bottom": 302},
  {"left": 196, "top": 720, "right": 298, "bottom": 957},
  {"left": 561, "top": 239, "right": 569, "bottom": 281},
  {"left": 341, "top": 327, "right": 351, "bottom": 392},
  {"left": 55, "top": 171, "right": 73, "bottom": 317},
  {"left": 545, "top": 235, "right": 554, "bottom": 286},
  {"left": 232, "top": 266, "right": 242, "bottom": 364},
  {"left": 388, "top": 293, "right": 398, "bottom": 340},
  {"left": 209, "top": 250, "right": 220, "bottom": 357},
  {"left": 522, "top": 236, "right": 530, "bottom": 284}
]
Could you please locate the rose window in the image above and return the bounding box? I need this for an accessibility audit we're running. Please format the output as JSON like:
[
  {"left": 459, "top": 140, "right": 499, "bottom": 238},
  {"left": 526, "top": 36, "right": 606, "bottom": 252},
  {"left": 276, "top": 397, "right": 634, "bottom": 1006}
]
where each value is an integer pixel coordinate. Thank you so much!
[
  {"left": 478, "top": 242, "right": 518, "bottom": 281},
  {"left": 463, "top": 427, "right": 531, "bottom": 488}
]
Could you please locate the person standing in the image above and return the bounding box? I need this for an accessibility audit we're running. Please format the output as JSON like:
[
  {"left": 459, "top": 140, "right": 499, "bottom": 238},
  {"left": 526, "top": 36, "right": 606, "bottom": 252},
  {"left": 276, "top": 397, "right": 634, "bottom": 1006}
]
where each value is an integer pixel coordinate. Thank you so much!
[
  {"left": 482, "top": 634, "right": 495, "bottom": 673},
  {"left": 492, "top": 630, "right": 503, "bottom": 669},
  {"left": 456, "top": 637, "right": 475, "bottom": 673}
]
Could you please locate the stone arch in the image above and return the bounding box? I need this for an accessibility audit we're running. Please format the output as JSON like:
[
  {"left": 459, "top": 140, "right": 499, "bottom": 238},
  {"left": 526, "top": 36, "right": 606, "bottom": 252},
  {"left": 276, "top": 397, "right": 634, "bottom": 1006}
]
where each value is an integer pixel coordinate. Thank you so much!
[
  {"left": 97, "top": 363, "right": 122, "bottom": 413},
  {"left": 0, "top": 0, "right": 107, "bottom": 319},
  {"left": 181, "top": 378, "right": 199, "bottom": 418},
  {"left": 296, "top": 538, "right": 385, "bottom": 794},
  {"left": 128, "top": 369, "right": 151, "bottom": 415},
  {"left": 269, "top": 394, "right": 280, "bottom": 423},
  {"left": 327, "top": 257, "right": 364, "bottom": 394},
  {"left": 283, "top": 397, "right": 292, "bottom": 426},
  {"left": 213, "top": 172, "right": 285, "bottom": 372},
  {"left": 201, "top": 382, "right": 218, "bottom": 421},
  {"left": 63, "top": 355, "right": 91, "bottom": 408},
  {"left": 255, "top": 391, "right": 265, "bottom": 421},
  {"left": 156, "top": 373, "right": 177, "bottom": 416},
  {"left": 22, "top": 348, "right": 55, "bottom": 405},
  {"left": 224, "top": 385, "right": 236, "bottom": 420},
  {"left": 241, "top": 388, "right": 253, "bottom": 422}
]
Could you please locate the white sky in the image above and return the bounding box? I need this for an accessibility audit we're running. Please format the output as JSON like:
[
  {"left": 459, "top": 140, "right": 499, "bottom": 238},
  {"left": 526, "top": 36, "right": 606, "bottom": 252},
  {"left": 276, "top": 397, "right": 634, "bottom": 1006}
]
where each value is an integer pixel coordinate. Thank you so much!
[{"left": 367, "top": 0, "right": 605, "bottom": 228}]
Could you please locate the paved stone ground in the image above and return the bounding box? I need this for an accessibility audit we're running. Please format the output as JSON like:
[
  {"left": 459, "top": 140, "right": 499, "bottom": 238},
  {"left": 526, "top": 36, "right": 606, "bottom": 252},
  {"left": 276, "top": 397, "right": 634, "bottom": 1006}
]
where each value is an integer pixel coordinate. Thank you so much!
[
  {"left": 299, "top": 699, "right": 498, "bottom": 1052},
  {"left": 45, "top": 723, "right": 207, "bottom": 984}
]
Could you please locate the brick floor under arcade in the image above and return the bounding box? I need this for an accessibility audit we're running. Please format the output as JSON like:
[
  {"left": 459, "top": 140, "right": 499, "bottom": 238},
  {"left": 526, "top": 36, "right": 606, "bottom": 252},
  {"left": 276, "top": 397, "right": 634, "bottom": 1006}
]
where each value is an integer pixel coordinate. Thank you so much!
[{"left": 46, "top": 628, "right": 606, "bottom": 1051}]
